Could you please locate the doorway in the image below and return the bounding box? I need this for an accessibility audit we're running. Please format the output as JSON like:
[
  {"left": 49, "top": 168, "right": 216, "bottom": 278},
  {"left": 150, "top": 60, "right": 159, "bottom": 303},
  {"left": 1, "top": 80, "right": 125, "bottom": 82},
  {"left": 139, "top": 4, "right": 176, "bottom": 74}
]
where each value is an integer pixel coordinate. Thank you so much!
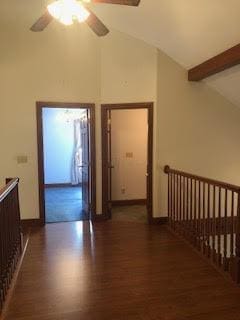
[
  {"left": 101, "top": 103, "right": 153, "bottom": 223},
  {"left": 37, "top": 102, "right": 96, "bottom": 224}
]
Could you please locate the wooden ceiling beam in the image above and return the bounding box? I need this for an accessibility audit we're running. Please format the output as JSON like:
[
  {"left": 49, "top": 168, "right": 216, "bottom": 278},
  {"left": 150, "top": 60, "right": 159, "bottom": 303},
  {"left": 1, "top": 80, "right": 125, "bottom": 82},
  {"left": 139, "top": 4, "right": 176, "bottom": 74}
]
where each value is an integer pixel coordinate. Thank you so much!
[{"left": 188, "top": 43, "right": 240, "bottom": 81}]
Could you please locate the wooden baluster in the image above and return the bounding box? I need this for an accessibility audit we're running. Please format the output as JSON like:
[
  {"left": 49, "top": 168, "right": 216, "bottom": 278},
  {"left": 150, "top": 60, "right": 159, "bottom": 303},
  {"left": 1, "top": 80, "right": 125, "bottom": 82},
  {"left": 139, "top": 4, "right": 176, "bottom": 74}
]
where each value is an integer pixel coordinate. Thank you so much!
[
  {"left": 0, "top": 178, "right": 21, "bottom": 313},
  {"left": 234, "top": 190, "right": 240, "bottom": 283},
  {"left": 164, "top": 166, "right": 240, "bottom": 283},
  {"left": 207, "top": 184, "right": 210, "bottom": 257},
  {"left": 168, "top": 173, "right": 171, "bottom": 226},
  {"left": 190, "top": 179, "right": 193, "bottom": 243},
  {"left": 186, "top": 178, "right": 189, "bottom": 239},
  {"left": 194, "top": 179, "right": 197, "bottom": 245},
  {"left": 182, "top": 177, "right": 186, "bottom": 235},
  {"left": 230, "top": 191, "right": 234, "bottom": 266},
  {"left": 179, "top": 175, "right": 182, "bottom": 230},
  {"left": 170, "top": 173, "right": 173, "bottom": 228},
  {"left": 176, "top": 174, "right": 179, "bottom": 231},
  {"left": 212, "top": 186, "right": 216, "bottom": 263},
  {"left": 198, "top": 181, "right": 201, "bottom": 250},
  {"left": 217, "top": 187, "right": 222, "bottom": 267},
  {"left": 223, "top": 189, "right": 228, "bottom": 271},
  {"left": 172, "top": 174, "right": 175, "bottom": 230},
  {"left": 202, "top": 182, "right": 206, "bottom": 254}
]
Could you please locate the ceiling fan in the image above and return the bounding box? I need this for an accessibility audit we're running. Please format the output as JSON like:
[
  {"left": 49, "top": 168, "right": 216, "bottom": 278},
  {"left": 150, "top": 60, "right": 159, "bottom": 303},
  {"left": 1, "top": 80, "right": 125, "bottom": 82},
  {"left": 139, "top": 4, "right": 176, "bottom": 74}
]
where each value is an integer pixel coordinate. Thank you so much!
[{"left": 30, "top": 0, "right": 141, "bottom": 37}]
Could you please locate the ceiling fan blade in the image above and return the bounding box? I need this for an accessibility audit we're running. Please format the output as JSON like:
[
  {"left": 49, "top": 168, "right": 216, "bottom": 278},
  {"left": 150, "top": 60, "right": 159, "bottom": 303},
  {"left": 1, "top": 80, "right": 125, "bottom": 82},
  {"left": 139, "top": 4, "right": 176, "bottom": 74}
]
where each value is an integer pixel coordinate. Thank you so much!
[
  {"left": 91, "top": 0, "right": 140, "bottom": 6},
  {"left": 86, "top": 10, "right": 109, "bottom": 37},
  {"left": 30, "top": 11, "right": 53, "bottom": 32}
]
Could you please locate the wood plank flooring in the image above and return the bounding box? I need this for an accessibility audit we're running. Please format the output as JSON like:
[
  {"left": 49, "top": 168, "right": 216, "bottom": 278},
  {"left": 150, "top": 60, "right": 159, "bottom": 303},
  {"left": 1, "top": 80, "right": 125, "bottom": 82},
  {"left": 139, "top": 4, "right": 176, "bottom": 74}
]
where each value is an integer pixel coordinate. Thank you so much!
[{"left": 3, "top": 221, "right": 240, "bottom": 320}]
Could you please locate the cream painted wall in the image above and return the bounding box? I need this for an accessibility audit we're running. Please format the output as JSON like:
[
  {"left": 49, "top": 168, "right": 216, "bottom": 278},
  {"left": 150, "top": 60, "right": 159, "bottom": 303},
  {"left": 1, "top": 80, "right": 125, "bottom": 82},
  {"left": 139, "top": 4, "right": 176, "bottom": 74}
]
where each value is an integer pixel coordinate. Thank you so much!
[
  {"left": 100, "top": 31, "right": 158, "bottom": 215},
  {"left": 0, "top": 24, "right": 101, "bottom": 219},
  {"left": 157, "top": 50, "right": 240, "bottom": 216},
  {"left": 111, "top": 109, "right": 148, "bottom": 201},
  {"left": 0, "top": 26, "right": 158, "bottom": 219},
  {"left": 1, "top": 21, "right": 240, "bottom": 219}
]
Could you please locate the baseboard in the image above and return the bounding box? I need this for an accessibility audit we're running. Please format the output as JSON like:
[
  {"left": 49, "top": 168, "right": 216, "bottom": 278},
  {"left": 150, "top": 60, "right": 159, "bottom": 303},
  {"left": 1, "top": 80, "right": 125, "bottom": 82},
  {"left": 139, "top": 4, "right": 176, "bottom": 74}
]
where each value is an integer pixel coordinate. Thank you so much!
[
  {"left": 111, "top": 199, "right": 147, "bottom": 206},
  {"left": 149, "top": 217, "right": 169, "bottom": 225},
  {"left": 45, "top": 183, "right": 81, "bottom": 188},
  {"left": 21, "top": 219, "right": 42, "bottom": 230},
  {"left": 92, "top": 214, "right": 108, "bottom": 222}
]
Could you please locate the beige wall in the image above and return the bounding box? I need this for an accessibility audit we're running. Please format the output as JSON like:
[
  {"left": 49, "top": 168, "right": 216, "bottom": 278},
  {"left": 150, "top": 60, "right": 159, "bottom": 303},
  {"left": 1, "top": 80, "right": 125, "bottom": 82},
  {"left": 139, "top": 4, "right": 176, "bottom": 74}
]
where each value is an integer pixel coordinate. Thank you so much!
[
  {"left": 111, "top": 109, "right": 148, "bottom": 201},
  {"left": 1, "top": 22, "right": 240, "bottom": 219},
  {"left": 157, "top": 50, "right": 240, "bottom": 216},
  {"left": 0, "top": 26, "right": 157, "bottom": 219},
  {"left": 100, "top": 31, "right": 158, "bottom": 214},
  {"left": 0, "top": 25, "right": 101, "bottom": 219}
]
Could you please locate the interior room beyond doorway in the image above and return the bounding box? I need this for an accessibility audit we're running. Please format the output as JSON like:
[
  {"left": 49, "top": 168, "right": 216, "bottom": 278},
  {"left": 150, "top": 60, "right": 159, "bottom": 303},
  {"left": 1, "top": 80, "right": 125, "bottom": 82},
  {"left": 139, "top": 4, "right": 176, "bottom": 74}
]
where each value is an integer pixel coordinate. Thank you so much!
[{"left": 107, "top": 108, "right": 150, "bottom": 223}]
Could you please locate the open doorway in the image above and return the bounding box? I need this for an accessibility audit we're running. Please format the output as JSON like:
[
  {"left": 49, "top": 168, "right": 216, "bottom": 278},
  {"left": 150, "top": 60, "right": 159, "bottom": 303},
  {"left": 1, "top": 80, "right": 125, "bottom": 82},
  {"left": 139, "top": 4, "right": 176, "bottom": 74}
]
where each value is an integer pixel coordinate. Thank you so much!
[
  {"left": 101, "top": 103, "right": 153, "bottom": 223},
  {"left": 37, "top": 102, "right": 96, "bottom": 224}
]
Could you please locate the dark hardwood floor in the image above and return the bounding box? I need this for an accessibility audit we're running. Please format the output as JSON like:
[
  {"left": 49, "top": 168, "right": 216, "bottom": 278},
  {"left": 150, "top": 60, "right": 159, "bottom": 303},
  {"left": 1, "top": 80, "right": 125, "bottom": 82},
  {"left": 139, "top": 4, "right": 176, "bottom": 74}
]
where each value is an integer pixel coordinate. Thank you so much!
[{"left": 3, "top": 221, "right": 240, "bottom": 320}]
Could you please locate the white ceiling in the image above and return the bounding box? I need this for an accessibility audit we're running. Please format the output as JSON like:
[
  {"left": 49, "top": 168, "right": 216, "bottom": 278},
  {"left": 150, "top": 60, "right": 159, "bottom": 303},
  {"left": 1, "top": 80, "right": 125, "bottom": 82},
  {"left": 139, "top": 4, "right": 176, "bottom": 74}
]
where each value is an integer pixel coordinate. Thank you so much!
[
  {"left": 2, "top": 0, "right": 240, "bottom": 106},
  {"left": 92, "top": 0, "right": 240, "bottom": 107}
]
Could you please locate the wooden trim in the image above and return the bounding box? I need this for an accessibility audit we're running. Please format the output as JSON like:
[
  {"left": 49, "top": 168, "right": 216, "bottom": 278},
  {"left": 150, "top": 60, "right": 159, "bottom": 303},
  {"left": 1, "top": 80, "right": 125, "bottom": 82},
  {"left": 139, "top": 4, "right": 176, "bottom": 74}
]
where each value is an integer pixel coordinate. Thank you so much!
[
  {"left": 0, "top": 234, "right": 29, "bottom": 319},
  {"left": 164, "top": 164, "right": 240, "bottom": 283},
  {"left": 44, "top": 183, "right": 81, "bottom": 188},
  {"left": 92, "top": 214, "right": 108, "bottom": 222},
  {"left": 111, "top": 199, "right": 147, "bottom": 206},
  {"left": 89, "top": 105, "right": 97, "bottom": 219},
  {"left": 164, "top": 165, "right": 240, "bottom": 192},
  {"left": 0, "top": 178, "right": 19, "bottom": 202},
  {"left": 149, "top": 217, "right": 168, "bottom": 225},
  {"left": 36, "top": 101, "right": 97, "bottom": 224},
  {"left": 101, "top": 102, "right": 154, "bottom": 110},
  {"left": 188, "top": 43, "right": 240, "bottom": 81},
  {"left": 21, "top": 219, "right": 42, "bottom": 229},
  {"left": 36, "top": 101, "right": 95, "bottom": 109},
  {"left": 101, "top": 102, "right": 154, "bottom": 223}
]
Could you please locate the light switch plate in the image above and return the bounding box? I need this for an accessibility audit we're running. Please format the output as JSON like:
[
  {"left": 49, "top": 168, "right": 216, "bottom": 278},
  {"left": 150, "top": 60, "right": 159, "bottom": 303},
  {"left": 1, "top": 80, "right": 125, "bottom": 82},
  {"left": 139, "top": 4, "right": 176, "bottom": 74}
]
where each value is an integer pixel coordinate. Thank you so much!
[
  {"left": 126, "top": 152, "right": 133, "bottom": 158},
  {"left": 17, "top": 156, "right": 28, "bottom": 164}
]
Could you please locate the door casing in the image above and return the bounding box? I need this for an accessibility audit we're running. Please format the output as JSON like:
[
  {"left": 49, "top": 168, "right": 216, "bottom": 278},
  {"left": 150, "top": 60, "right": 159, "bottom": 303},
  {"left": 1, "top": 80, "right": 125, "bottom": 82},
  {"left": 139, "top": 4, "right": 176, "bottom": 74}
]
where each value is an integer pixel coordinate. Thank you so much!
[
  {"left": 101, "top": 102, "right": 154, "bottom": 222},
  {"left": 36, "top": 101, "right": 96, "bottom": 225}
]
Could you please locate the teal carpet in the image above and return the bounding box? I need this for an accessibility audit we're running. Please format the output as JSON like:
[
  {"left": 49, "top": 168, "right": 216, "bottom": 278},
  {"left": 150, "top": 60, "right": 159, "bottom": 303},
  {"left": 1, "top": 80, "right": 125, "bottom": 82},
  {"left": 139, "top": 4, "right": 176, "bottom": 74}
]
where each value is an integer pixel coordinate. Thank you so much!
[{"left": 45, "top": 187, "right": 88, "bottom": 223}]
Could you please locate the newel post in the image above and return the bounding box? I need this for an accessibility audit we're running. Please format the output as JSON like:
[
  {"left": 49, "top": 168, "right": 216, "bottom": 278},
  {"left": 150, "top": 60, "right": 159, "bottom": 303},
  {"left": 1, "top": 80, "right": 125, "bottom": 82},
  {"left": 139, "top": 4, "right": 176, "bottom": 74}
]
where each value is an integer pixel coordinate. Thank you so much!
[{"left": 234, "top": 189, "right": 240, "bottom": 283}]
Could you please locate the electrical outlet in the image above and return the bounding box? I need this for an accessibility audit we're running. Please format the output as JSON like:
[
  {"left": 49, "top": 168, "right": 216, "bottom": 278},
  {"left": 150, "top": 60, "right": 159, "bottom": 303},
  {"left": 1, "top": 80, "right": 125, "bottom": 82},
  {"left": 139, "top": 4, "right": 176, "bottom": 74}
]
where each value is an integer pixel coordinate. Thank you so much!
[{"left": 121, "top": 188, "right": 126, "bottom": 194}]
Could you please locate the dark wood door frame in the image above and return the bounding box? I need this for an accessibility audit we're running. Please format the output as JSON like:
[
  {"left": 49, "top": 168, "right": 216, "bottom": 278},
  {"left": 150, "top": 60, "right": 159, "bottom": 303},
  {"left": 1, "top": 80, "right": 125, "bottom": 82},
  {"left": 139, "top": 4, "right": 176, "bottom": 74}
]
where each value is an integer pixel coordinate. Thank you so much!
[
  {"left": 36, "top": 101, "right": 96, "bottom": 225},
  {"left": 101, "top": 102, "right": 154, "bottom": 222}
]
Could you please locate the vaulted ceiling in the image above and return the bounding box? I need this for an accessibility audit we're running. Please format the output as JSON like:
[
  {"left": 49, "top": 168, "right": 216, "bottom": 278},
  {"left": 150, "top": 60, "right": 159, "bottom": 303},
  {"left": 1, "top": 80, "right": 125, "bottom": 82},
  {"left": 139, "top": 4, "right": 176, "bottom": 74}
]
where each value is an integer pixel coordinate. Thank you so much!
[{"left": 2, "top": 0, "right": 240, "bottom": 106}]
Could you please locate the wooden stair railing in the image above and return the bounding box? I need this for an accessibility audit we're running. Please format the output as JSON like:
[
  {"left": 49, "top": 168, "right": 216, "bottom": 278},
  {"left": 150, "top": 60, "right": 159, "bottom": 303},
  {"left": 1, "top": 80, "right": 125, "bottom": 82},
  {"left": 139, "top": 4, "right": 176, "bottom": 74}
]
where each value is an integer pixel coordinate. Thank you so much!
[
  {"left": 164, "top": 166, "right": 240, "bottom": 283},
  {"left": 0, "top": 178, "right": 22, "bottom": 313}
]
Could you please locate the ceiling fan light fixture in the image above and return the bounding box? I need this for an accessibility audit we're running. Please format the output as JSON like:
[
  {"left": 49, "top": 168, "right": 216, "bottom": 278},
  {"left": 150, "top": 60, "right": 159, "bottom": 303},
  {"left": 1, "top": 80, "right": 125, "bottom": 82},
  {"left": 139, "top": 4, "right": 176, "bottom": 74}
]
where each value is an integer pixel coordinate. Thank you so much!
[
  {"left": 47, "top": 0, "right": 90, "bottom": 26},
  {"left": 75, "top": 3, "right": 90, "bottom": 22}
]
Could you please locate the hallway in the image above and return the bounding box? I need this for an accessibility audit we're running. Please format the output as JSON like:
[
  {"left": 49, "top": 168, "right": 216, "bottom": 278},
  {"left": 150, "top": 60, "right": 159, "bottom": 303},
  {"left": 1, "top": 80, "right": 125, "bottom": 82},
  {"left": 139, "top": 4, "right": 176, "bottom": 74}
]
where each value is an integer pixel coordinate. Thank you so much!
[{"left": 3, "top": 221, "right": 240, "bottom": 320}]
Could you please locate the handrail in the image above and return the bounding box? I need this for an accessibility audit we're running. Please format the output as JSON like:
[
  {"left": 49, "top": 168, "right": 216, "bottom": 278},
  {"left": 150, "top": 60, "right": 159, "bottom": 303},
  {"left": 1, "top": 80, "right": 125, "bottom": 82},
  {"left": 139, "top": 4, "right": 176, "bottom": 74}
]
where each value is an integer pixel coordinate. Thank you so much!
[
  {"left": 164, "top": 165, "right": 240, "bottom": 283},
  {"left": 164, "top": 165, "right": 240, "bottom": 192},
  {"left": 0, "top": 177, "right": 22, "bottom": 313},
  {"left": 0, "top": 178, "right": 19, "bottom": 203}
]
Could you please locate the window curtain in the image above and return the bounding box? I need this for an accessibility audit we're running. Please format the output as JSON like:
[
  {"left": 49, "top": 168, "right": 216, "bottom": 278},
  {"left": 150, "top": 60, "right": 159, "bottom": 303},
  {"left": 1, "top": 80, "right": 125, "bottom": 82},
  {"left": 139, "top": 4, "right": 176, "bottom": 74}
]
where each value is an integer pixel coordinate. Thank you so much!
[{"left": 71, "top": 119, "right": 82, "bottom": 185}]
